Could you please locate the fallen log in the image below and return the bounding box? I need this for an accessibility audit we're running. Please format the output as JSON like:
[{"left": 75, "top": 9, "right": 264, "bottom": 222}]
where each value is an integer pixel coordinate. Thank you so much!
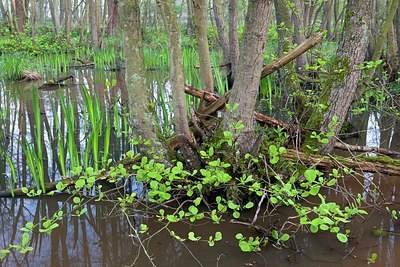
[
  {"left": 334, "top": 142, "right": 400, "bottom": 157},
  {"left": 283, "top": 149, "right": 400, "bottom": 176}
]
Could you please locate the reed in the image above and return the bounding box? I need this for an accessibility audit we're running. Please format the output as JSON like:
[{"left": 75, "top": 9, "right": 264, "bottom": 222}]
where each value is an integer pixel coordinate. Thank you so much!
[{"left": 31, "top": 88, "right": 45, "bottom": 191}]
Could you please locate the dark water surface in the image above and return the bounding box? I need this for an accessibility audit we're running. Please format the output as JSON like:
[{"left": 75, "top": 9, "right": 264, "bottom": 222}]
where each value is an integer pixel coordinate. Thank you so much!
[{"left": 1, "top": 70, "right": 400, "bottom": 266}]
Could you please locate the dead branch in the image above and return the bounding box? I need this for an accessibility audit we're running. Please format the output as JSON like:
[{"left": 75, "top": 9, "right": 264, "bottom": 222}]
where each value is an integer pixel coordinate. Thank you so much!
[{"left": 261, "top": 32, "right": 323, "bottom": 78}]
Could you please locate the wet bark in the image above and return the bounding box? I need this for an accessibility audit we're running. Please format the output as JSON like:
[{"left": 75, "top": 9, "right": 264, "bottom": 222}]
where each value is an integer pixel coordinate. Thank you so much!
[
  {"left": 224, "top": 0, "right": 273, "bottom": 154},
  {"left": 192, "top": 0, "right": 214, "bottom": 92},
  {"left": 317, "top": 0, "right": 373, "bottom": 155}
]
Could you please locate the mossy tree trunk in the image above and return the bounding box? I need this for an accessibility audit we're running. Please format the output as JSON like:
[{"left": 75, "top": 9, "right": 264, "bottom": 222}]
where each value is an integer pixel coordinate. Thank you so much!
[
  {"left": 311, "top": 0, "right": 373, "bottom": 155},
  {"left": 224, "top": 0, "right": 273, "bottom": 154},
  {"left": 192, "top": 0, "right": 214, "bottom": 92}
]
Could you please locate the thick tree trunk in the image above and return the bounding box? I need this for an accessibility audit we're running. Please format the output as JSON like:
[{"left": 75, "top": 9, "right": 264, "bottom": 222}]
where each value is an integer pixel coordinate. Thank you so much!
[
  {"left": 317, "top": 0, "right": 373, "bottom": 155},
  {"left": 156, "top": 0, "right": 201, "bottom": 169},
  {"left": 228, "top": 0, "right": 239, "bottom": 78},
  {"left": 192, "top": 0, "right": 214, "bottom": 92},
  {"left": 213, "top": 0, "right": 230, "bottom": 65},
  {"left": 224, "top": 0, "right": 273, "bottom": 154},
  {"left": 120, "top": 0, "right": 161, "bottom": 154}
]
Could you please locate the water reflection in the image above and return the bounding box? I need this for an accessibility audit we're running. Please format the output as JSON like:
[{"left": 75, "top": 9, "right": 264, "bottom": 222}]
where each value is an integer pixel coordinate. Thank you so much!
[
  {"left": 0, "top": 69, "right": 131, "bottom": 190},
  {"left": 362, "top": 112, "right": 380, "bottom": 200}
]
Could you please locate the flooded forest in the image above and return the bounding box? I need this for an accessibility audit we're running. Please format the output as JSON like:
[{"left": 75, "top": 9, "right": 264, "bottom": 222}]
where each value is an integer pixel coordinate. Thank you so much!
[{"left": 0, "top": 0, "right": 400, "bottom": 266}]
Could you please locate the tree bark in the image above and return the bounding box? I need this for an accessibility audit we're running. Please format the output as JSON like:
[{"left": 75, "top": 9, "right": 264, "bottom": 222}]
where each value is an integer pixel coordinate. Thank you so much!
[
  {"left": 89, "top": 0, "right": 100, "bottom": 49},
  {"left": 49, "top": 0, "right": 61, "bottom": 33},
  {"left": 192, "top": 0, "right": 214, "bottom": 92},
  {"left": 106, "top": 0, "right": 118, "bottom": 36},
  {"left": 363, "top": 0, "right": 399, "bottom": 87},
  {"left": 119, "top": 0, "right": 162, "bottom": 154},
  {"left": 213, "top": 0, "right": 230, "bottom": 65},
  {"left": 224, "top": 0, "right": 273, "bottom": 154},
  {"left": 65, "top": 0, "right": 72, "bottom": 42},
  {"left": 291, "top": 0, "right": 308, "bottom": 71},
  {"left": 317, "top": 0, "right": 373, "bottom": 155},
  {"left": 228, "top": 0, "right": 239, "bottom": 78},
  {"left": 156, "top": 0, "right": 201, "bottom": 170},
  {"left": 12, "top": 0, "right": 27, "bottom": 32}
]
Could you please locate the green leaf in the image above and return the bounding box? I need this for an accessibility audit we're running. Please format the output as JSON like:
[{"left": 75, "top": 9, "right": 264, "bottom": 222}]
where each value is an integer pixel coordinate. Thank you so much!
[
  {"left": 244, "top": 202, "right": 254, "bottom": 209},
  {"left": 235, "top": 233, "right": 244, "bottom": 240},
  {"left": 280, "top": 233, "right": 290, "bottom": 241},
  {"left": 239, "top": 241, "right": 252, "bottom": 252},
  {"left": 214, "top": 231, "right": 222, "bottom": 241},
  {"left": 73, "top": 197, "right": 81, "bottom": 204},
  {"left": 166, "top": 215, "right": 179, "bottom": 222},
  {"left": 233, "top": 211, "right": 240, "bottom": 218},
  {"left": 336, "top": 233, "right": 348, "bottom": 243},
  {"left": 188, "top": 231, "right": 200, "bottom": 241},
  {"left": 309, "top": 186, "right": 320, "bottom": 196},
  {"left": 304, "top": 170, "right": 317, "bottom": 183}
]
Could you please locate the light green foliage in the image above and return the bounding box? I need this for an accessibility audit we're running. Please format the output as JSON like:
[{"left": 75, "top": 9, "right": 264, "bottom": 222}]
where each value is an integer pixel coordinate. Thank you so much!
[{"left": 367, "top": 253, "right": 378, "bottom": 264}]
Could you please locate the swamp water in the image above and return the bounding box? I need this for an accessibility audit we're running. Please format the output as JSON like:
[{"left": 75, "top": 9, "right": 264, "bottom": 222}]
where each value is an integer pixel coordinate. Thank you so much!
[{"left": 1, "top": 70, "right": 400, "bottom": 266}]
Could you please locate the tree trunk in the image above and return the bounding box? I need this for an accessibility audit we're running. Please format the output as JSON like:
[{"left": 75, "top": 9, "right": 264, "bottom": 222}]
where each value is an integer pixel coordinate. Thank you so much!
[
  {"left": 89, "top": 0, "right": 99, "bottom": 49},
  {"left": 156, "top": 0, "right": 201, "bottom": 169},
  {"left": 49, "top": 0, "right": 61, "bottom": 33},
  {"left": 186, "top": 0, "right": 195, "bottom": 39},
  {"left": 192, "top": 0, "right": 214, "bottom": 92},
  {"left": 273, "top": 0, "right": 301, "bottom": 96},
  {"left": 316, "top": 0, "right": 373, "bottom": 155},
  {"left": 224, "top": 0, "right": 273, "bottom": 154},
  {"left": 106, "top": 0, "right": 118, "bottom": 36},
  {"left": 119, "top": 0, "right": 161, "bottom": 154},
  {"left": 363, "top": 0, "right": 399, "bottom": 87},
  {"left": 65, "top": 0, "right": 72, "bottom": 42},
  {"left": 292, "top": 0, "right": 308, "bottom": 71},
  {"left": 228, "top": 0, "right": 239, "bottom": 78},
  {"left": 12, "top": 0, "right": 27, "bottom": 32},
  {"left": 213, "top": 0, "right": 230, "bottom": 65}
]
